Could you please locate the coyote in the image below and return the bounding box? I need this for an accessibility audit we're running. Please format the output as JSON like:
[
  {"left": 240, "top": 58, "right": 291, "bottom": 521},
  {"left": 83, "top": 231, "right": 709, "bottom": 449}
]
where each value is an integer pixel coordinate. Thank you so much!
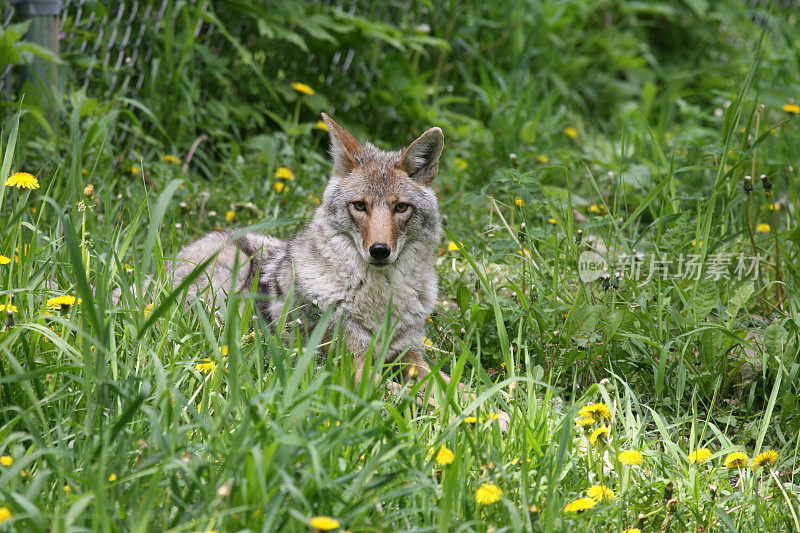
[{"left": 169, "top": 114, "right": 508, "bottom": 428}]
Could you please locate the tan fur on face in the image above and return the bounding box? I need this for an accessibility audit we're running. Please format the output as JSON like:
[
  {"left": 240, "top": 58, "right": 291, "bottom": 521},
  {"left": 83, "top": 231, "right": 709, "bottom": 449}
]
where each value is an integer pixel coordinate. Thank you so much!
[
  {"left": 350, "top": 195, "right": 403, "bottom": 254},
  {"left": 363, "top": 203, "right": 396, "bottom": 253}
]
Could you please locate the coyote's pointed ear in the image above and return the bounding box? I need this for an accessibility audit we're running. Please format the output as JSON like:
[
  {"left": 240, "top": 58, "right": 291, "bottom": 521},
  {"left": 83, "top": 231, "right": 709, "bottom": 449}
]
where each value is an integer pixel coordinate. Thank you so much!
[
  {"left": 321, "top": 113, "right": 363, "bottom": 177},
  {"left": 398, "top": 127, "right": 444, "bottom": 186}
]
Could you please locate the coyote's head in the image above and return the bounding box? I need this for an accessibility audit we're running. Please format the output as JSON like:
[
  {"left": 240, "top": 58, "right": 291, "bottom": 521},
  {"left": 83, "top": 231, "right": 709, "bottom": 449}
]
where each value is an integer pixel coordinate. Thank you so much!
[{"left": 318, "top": 113, "right": 444, "bottom": 267}]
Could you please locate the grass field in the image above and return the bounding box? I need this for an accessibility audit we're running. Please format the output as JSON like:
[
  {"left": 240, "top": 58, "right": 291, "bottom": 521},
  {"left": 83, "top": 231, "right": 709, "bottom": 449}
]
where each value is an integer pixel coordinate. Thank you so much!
[{"left": 1, "top": 1, "right": 799, "bottom": 531}]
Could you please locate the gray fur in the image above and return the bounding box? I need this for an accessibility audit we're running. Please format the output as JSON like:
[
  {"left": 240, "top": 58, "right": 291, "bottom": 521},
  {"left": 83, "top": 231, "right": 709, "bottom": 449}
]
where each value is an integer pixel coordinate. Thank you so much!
[{"left": 170, "top": 122, "right": 443, "bottom": 364}]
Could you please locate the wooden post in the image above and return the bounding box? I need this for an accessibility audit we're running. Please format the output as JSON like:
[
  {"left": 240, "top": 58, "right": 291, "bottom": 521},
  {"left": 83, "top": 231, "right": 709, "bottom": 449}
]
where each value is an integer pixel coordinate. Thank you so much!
[{"left": 12, "top": 0, "right": 62, "bottom": 122}]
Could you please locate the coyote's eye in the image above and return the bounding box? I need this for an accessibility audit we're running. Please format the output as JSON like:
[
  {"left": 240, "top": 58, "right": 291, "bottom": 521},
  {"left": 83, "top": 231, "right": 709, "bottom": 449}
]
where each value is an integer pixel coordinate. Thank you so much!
[
  {"left": 394, "top": 203, "right": 410, "bottom": 213},
  {"left": 352, "top": 201, "right": 367, "bottom": 212}
]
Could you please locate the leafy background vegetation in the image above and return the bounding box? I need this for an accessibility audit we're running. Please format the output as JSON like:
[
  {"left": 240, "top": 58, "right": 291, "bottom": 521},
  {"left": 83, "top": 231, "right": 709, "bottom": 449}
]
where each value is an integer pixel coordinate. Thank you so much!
[{"left": 0, "top": 0, "right": 799, "bottom": 531}]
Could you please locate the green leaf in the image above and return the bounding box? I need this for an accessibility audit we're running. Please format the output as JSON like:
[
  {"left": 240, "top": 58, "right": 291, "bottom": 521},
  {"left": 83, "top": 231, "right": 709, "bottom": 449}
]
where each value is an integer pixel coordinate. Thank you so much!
[
  {"left": 725, "top": 280, "right": 753, "bottom": 328},
  {"left": 456, "top": 285, "right": 470, "bottom": 312},
  {"left": 570, "top": 305, "right": 602, "bottom": 339},
  {"left": 764, "top": 319, "right": 787, "bottom": 363},
  {"left": 17, "top": 42, "right": 65, "bottom": 64},
  {"left": 0, "top": 35, "right": 21, "bottom": 65},
  {"left": 692, "top": 279, "right": 718, "bottom": 322}
]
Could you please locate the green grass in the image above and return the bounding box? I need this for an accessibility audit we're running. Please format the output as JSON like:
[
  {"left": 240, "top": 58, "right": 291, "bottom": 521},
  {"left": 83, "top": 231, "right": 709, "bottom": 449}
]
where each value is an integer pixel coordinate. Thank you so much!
[{"left": 1, "top": 0, "right": 800, "bottom": 531}]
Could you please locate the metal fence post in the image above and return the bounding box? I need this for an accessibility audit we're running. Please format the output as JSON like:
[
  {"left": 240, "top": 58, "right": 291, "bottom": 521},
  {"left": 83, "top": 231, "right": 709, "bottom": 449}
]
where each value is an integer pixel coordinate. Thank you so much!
[{"left": 9, "top": 0, "right": 62, "bottom": 122}]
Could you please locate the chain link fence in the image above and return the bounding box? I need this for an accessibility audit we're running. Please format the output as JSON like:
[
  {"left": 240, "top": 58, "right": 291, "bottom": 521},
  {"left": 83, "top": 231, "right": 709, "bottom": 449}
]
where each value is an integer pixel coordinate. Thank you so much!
[{"left": 2, "top": 0, "right": 210, "bottom": 96}]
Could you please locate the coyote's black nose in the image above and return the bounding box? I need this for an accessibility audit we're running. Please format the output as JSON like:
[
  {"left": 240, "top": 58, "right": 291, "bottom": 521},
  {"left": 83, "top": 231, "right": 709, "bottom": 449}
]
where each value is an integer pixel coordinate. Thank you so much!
[{"left": 369, "top": 243, "right": 391, "bottom": 260}]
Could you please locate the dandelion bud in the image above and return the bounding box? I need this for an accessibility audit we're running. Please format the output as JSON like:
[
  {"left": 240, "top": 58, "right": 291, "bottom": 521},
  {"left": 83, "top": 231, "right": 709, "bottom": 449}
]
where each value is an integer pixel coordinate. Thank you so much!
[
  {"left": 760, "top": 174, "right": 773, "bottom": 192},
  {"left": 575, "top": 229, "right": 583, "bottom": 244},
  {"left": 509, "top": 153, "right": 519, "bottom": 168},
  {"left": 664, "top": 481, "right": 675, "bottom": 500},
  {"left": 743, "top": 175, "right": 753, "bottom": 194},
  {"left": 601, "top": 272, "right": 611, "bottom": 291},
  {"left": 83, "top": 184, "right": 94, "bottom": 199},
  {"left": 709, "top": 484, "right": 718, "bottom": 499},
  {"left": 407, "top": 364, "right": 417, "bottom": 380},
  {"left": 637, "top": 513, "right": 646, "bottom": 528}
]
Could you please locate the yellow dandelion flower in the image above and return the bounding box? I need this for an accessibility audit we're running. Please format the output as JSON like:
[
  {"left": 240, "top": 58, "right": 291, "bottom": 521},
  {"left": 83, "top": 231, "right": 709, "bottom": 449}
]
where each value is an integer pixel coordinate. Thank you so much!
[
  {"left": 0, "top": 255, "right": 10, "bottom": 265},
  {"left": 588, "top": 204, "right": 606, "bottom": 214},
  {"left": 756, "top": 223, "right": 770, "bottom": 233},
  {"left": 463, "top": 416, "right": 478, "bottom": 424},
  {"left": 623, "top": 529, "right": 642, "bottom": 533},
  {"left": 752, "top": 449, "right": 778, "bottom": 469},
  {"left": 275, "top": 166, "right": 295, "bottom": 180},
  {"left": 130, "top": 165, "right": 140, "bottom": 176},
  {"left": 586, "top": 484, "right": 615, "bottom": 501},
  {"left": 548, "top": 218, "right": 557, "bottom": 225},
  {"left": 6, "top": 171, "right": 40, "bottom": 189},
  {"left": 688, "top": 448, "right": 711, "bottom": 464},
  {"left": 475, "top": 483, "right": 502, "bottom": 505},
  {"left": 108, "top": 473, "right": 117, "bottom": 482},
  {"left": 691, "top": 239, "right": 703, "bottom": 247},
  {"left": 447, "top": 241, "right": 460, "bottom": 252},
  {"left": 226, "top": 210, "right": 235, "bottom": 223},
  {"left": 435, "top": 445, "right": 455, "bottom": 466},
  {"left": 537, "top": 155, "right": 549, "bottom": 163},
  {"left": 578, "top": 403, "right": 610, "bottom": 419},
  {"left": 0, "top": 455, "right": 12, "bottom": 466},
  {"left": 589, "top": 426, "right": 609, "bottom": 446},
  {"left": 162, "top": 154, "right": 182, "bottom": 165},
  {"left": 514, "top": 197, "right": 524, "bottom": 207},
  {"left": 274, "top": 181, "right": 286, "bottom": 193},
  {"left": 291, "top": 82, "right": 314, "bottom": 95},
  {"left": 782, "top": 103, "right": 800, "bottom": 114},
  {"left": 618, "top": 450, "right": 643, "bottom": 465},
  {"left": 563, "top": 497, "right": 596, "bottom": 513},
  {"left": 723, "top": 451, "right": 749, "bottom": 469},
  {"left": 143, "top": 303, "right": 153, "bottom": 317},
  {"left": 454, "top": 157, "right": 468, "bottom": 170},
  {"left": 565, "top": 126, "right": 578, "bottom": 139},
  {"left": 0, "top": 304, "right": 18, "bottom": 314},
  {"left": 486, "top": 412, "right": 500, "bottom": 421},
  {"left": 766, "top": 202, "right": 780, "bottom": 211},
  {"left": 576, "top": 417, "right": 595, "bottom": 428},
  {"left": 0, "top": 507, "right": 10, "bottom": 524},
  {"left": 309, "top": 516, "right": 340, "bottom": 530},
  {"left": 315, "top": 120, "right": 329, "bottom": 132},
  {"left": 220, "top": 345, "right": 229, "bottom": 355},
  {"left": 423, "top": 338, "right": 434, "bottom": 351},
  {"left": 195, "top": 359, "right": 217, "bottom": 374},
  {"left": 47, "top": 295, "right": 77, "bottom": 309},
  {"left": 63, "top": 485, "right": 71, "bottom": 493}
]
